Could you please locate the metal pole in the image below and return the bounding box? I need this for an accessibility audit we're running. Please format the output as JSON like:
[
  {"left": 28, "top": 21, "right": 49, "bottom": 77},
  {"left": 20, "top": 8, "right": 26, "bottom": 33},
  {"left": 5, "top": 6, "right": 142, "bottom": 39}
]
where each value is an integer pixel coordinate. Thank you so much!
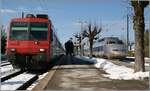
[
  {"left": 127, "top": 14, "right": 129, "bottom": 51},
  {"left": 80, "top": 32, "right": 83, "bottom": 56},
  {"left": 22, "top": 12, "right": 24, "bottom": 18}
]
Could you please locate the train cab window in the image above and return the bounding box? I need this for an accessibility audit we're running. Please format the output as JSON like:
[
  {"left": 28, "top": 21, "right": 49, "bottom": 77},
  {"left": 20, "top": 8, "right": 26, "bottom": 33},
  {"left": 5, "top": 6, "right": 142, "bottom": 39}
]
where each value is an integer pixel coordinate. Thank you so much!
[
  {"left": 51, "top": 30, "right": 53, "bottom": 41},
  {"left": 10, "top": 22, "right": 28, "bottom": 40},
  {"left": 11, "top": 22, "right": 28, "bottom": 27},
  {"left": 30, "top": 22, "right": 48, "bottom": 40},
  {"left": 107, "top": 41, "right": 116, "bottom": 44},
  {"left": 118, "top": 41, "right": 123, "bottom": 44}
]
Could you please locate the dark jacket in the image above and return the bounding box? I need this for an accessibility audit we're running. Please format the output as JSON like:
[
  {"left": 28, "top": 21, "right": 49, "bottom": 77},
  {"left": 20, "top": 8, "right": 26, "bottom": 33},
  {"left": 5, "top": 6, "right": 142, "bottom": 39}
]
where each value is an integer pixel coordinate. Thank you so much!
[{"left": 65, "top": 40, "right": 74, "bottom": 54}]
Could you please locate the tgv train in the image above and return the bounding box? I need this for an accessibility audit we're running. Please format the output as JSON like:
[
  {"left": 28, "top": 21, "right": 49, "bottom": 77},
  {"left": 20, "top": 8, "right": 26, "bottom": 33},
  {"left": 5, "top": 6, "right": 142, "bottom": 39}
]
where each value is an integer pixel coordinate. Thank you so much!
[
  {"left": 6, "top": 14, "right": 64, "bottom": 70},
  {"left": 84, "top": 37, "right": 127, "bottom": 58}
]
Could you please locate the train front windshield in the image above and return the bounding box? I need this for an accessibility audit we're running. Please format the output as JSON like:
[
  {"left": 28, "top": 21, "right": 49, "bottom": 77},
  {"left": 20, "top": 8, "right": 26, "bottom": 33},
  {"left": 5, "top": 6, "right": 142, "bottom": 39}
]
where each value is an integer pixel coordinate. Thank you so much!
[
  {"left": 10, "top": 22, "right": 28, "bottom": 40},
  {"left": 30, "top": 22, "right": 48, "bottom": 40},
  {"left": 10, "top": 22, "right": 48, "bottom": 40},
  {"left": 107, "top": 40, "right": 124, "bottom": 44}
]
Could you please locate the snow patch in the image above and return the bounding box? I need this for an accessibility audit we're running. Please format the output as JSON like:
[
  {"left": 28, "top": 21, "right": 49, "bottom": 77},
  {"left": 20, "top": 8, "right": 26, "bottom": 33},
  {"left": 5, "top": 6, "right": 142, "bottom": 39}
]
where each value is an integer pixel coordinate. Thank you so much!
[
  {"left": 76, "top": 55, "right": 97, "bottom": 63},
  {"left": 1, "top": 65, "right": 14, "bottom": 73},
  {"left": 130, "top": 62, "right": 149, "bottom": 67},
  {"left": 27, "top": 72, "right": 48, "bottom": 90},
  {"left": 1, "top": 73, "right": 36, "bottom": 90},
  {"left": 78, "top": 56, "right": 149, "bottom": 80},
  {"left": 126, "top": 56, "right": 150, "bottom": 61}
]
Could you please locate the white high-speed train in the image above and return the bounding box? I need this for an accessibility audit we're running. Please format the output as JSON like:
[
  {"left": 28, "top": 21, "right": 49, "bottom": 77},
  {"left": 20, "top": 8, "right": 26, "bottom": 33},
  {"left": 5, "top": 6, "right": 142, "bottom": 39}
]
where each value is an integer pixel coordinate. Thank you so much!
[{"left": 84, "top": 37, "right": 127, "bottom": 58}]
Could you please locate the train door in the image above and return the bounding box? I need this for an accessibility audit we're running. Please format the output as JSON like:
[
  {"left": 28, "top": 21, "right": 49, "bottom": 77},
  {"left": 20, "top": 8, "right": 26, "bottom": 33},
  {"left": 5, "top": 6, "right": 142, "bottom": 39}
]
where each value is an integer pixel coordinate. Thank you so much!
[{"left": 50, "top": 29, "right": 54, "bottom": 59}]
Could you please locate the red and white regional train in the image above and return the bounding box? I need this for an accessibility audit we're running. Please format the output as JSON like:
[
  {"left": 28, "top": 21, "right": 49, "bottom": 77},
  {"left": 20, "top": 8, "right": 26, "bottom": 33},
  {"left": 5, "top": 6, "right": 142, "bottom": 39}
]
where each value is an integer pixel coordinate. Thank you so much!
[{"left": 6, "top": 14, "right": 64, "bottom": 70}]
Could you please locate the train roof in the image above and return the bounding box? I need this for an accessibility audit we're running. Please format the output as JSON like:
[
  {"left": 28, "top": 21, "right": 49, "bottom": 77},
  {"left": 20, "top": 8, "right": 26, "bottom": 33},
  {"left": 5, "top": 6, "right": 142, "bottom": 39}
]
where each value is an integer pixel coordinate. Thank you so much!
[
  {"left": 103, "top": 37, "right": 119, "bottom": 40},
  {"left": 11, "top": 18, "right": 50, "bottom": 22},
  {"left": 97, "top": 37, "right": 123, "bottom": 43},
  {"left": 10, "top": 14, "right": 52, "bottom": 23}
]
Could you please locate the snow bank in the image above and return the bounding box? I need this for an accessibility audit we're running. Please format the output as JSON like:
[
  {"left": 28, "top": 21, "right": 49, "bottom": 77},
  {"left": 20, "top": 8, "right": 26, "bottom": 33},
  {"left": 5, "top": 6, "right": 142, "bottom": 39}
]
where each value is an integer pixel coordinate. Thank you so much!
[
  {"left": 126, "top": 56, "right": 150, "bottom": 60},
  {"left": 78, "top": 56, "right": 149, "bottom": 80},
  {"left": 76, "top": 55, "right": 97, "bottom": 63},
  {"left": 95, "top": 58, "right": 149, "bottom": 80},
  {"left": 130, "top": 62, "right": 149, "bottom": 67}
]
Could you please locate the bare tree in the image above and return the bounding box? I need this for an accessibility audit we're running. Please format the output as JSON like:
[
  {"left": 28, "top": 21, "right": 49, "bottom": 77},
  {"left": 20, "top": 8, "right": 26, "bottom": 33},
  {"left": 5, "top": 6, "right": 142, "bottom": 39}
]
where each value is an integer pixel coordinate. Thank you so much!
[
  {"left": 74, "top": 33, "right": 84, "bottom": 55},
  {"left": 82, "top": 23, "right": 102, "bottom": 57},
  {"left": 131, "top": 1, "right": 149, "bottom": 72},
  {"left": 144, "top": 29, "right": 149, "bottom": 57}
]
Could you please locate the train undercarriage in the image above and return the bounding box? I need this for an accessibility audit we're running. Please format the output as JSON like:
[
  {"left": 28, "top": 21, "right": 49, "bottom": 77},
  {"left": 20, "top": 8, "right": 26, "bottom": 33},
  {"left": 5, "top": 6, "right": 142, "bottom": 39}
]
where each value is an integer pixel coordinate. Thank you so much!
[{"left": 7, "top": 53, "right": 49, "bottom": 70}]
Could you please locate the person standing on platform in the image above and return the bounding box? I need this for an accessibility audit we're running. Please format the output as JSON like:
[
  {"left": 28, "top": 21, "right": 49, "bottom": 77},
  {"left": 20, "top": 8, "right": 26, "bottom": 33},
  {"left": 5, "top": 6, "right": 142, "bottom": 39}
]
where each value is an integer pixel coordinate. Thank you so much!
[{"left": 64, "top": 38, "right": 74, "bottom": 56}]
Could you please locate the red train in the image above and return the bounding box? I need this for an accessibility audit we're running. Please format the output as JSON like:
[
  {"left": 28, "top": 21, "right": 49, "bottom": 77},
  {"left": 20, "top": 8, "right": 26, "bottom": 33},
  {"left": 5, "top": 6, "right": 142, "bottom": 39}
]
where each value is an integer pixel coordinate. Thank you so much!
[{"left": 6, "top": 14, "right": 64, "bottom": 70}]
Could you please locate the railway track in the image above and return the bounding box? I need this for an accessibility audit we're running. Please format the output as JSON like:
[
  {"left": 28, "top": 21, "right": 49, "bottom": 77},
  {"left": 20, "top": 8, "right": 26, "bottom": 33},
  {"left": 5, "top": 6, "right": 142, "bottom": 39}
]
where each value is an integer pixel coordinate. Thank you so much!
[
  {"left": 1, "top": 69, "right": 23, "bottom": 82},
  {"left": 0, "top": 61, "right": 38, "bottom": 90},
  {"left": 1, "top": 65, "right": 15, "bottom": 75},
  {"left": 1, "top": 71, "right": 38, "bottom": 90},
  {"left": 31, "top": 65, "right": 59, "bottom": 90},
  {"left": 1, "top": 66, "right": 54, "bottom": 90},
  {"left": 1, "top": 60, "right": 9, "bottom": 64},
  {"left": 1, "top": 62, "right": 11, "bottom": 66},
  {"left": 30, "top": 56, "right": 63, "bottom": 90},
  {"left": 1, "top": 55, "right": 64, "bottom": 90}
]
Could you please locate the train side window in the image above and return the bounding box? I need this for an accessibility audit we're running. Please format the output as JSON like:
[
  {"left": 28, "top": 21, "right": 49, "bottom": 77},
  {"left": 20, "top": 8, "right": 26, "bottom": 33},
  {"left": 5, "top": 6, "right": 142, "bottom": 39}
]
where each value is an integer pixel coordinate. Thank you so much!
[
  {"left": 99, "top": 46, "right": 102, "bottom": 51},
  {"left": 118, "top": 41, "right": 123, "bottom": 44},
  {"left": 101, "top": 46, "right": 103, "bottom": 51},
  {"left": 51, "top": 30, "right": 53, "bottom": 41},
  {"left": 99, "top": 46, "right": 101, "bottom": 51},
  {"left": 107, "top": 41, "right": 115, "bottom": 44}
]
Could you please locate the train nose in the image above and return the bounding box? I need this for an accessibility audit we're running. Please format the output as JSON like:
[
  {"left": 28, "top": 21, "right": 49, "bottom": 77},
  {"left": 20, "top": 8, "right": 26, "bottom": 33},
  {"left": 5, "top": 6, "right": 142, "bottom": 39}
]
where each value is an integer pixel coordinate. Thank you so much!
[
  {"left": 110, "top": 51, "right": 127, "bottom": 58},
  {"left": 112, "top": 49, "right": 119, "bottom": 51},
  {"left": 112, "top": 49, "right": 125, "bottom": 52}
]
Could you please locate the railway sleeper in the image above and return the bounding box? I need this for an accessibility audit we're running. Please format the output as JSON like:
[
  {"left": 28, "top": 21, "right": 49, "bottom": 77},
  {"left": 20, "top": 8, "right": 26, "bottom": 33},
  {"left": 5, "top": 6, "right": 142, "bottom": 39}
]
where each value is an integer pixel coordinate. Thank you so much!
[
  {"left": 1, "top": 70, "right": 23, "bottom": 82},
  {"left": 17, "top": 75, "right": 38, "bottom": 90}
]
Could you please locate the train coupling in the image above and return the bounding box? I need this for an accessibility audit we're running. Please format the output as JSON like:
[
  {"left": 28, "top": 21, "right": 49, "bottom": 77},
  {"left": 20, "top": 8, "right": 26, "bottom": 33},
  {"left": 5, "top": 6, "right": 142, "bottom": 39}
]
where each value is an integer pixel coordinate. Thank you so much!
[{"left": 33, "top": 53, "right": 46, "bottom": 62}]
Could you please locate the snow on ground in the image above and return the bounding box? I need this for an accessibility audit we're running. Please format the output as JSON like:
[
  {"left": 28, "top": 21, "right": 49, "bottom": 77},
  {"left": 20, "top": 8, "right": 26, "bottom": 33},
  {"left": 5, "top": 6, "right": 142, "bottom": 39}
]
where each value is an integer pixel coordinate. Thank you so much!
[
  {"left": 130, "top": 62, "right": 149, "bottom": 67},
  {"left": 77, "top": 56, "right": 149, "bottom": 80},
  {"left": 1, "top": 65, "right": 14, "bottom": 73},
  {"left": 0, "top": 63, "right": 49, "bottom": 90},
  {"left": 0, "top": 64, "right": 21, "bottom": 78},
  {"left": 1, "top": 62, "right": 11, "bottom": 66},
  {"left": 1, "top": 72, "right": 36, "bottom": 90},
  {"left": 1, "top": 69, "right": 20, "bottom": 78},
  {"left": 145, "top": 57, "right": 150, "bottom": 60},
  {"left": 126, "top": 56, "right": 150, "bottom": 60},
  {"left": 76, "top": 55, "right": 97, "bottom": 63},
  {"left": 27, "top": 72, "right": 48, "bottom": 90}
]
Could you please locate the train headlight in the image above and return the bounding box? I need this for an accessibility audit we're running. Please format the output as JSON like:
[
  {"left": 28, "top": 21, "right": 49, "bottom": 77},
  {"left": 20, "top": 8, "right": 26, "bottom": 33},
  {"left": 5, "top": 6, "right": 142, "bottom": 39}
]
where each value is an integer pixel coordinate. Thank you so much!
[
  {"left": 10, "top": 48, "right": 16, "bottom": 52},
  {"left": 40, "top": 48, "right": 45, "bottom": 52}
]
